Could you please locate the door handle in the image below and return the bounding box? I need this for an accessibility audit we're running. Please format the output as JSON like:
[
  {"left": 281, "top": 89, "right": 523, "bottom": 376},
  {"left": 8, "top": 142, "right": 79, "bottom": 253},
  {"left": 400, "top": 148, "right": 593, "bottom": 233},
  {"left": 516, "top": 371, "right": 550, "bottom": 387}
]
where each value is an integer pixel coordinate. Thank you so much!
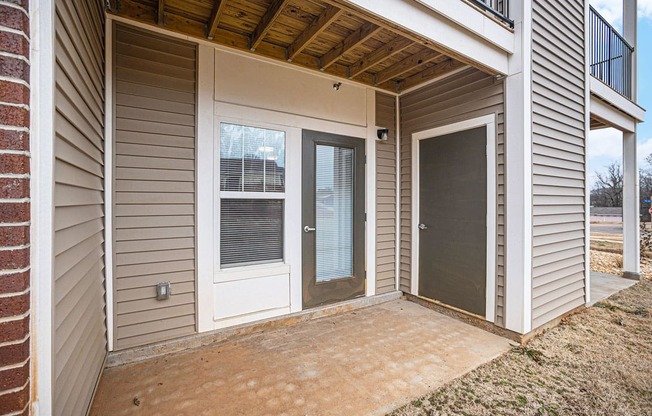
[
  {"left": 304, "top": 226, "right": 316, "bottom": 233},
  {"left": 418, "top": 223, "right": 428, "bottom": 230}
]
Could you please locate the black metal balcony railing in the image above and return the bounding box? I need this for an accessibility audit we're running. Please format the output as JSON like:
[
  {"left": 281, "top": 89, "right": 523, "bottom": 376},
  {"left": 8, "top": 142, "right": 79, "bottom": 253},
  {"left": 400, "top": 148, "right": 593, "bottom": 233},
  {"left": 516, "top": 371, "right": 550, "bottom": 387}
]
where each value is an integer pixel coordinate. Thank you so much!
[
  {"left": 469, "top": 0, "right": 513, "bottom": 28},
  {"left": 590, "top": 6, "right": 634, "bottom": 99}
]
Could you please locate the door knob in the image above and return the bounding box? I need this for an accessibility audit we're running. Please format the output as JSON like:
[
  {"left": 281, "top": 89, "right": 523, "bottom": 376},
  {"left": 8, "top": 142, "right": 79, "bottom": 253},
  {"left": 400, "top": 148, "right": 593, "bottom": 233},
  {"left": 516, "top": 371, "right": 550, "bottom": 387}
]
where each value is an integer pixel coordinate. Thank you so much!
[
  {"left": 304, "top": 226, "right": 316, "bottom": 233},
  {"left": 418, "top": 223, "right": 428, "bottom": 230}
]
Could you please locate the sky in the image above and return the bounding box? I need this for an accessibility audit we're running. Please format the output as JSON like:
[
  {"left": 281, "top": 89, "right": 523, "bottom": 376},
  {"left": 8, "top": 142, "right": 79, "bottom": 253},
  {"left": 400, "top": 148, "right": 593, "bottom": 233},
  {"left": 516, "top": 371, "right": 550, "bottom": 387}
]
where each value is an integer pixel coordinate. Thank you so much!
[{"left": 587, "top": 0, "right": 652, "bottom": 189}]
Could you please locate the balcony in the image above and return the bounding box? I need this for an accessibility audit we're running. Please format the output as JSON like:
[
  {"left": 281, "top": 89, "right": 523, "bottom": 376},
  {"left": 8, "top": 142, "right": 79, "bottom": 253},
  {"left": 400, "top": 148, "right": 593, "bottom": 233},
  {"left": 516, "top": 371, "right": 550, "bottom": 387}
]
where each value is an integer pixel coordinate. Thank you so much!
[
  {"left": 590, "top": 6, "right": 634, "bottom": 99},
  {"left": 468, "top": 0, "right": 513, "bottom": 28}
]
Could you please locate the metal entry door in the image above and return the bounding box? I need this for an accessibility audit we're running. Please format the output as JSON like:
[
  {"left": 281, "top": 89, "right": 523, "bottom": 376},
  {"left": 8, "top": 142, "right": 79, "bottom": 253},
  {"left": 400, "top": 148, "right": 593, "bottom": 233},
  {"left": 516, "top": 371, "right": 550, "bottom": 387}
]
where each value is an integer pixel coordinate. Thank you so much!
[
  {"left": 302, "top": 130, "right": 366, "bottom": 309},
  {"left": 418, "top": 127, "right": 487, "bottom": 316}
]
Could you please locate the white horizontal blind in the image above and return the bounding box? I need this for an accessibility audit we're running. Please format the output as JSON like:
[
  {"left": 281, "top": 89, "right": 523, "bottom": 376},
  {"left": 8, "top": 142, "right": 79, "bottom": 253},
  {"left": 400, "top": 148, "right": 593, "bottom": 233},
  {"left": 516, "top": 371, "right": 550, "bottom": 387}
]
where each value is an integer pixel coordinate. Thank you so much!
[
  {"left": 315, "top": 145, "right": 354, "bottom": 281},
  {"left": 220, "top": 123, "right": 285, "bottom": 192},
  {"left": 219, "top": 123, "right": 286, "bottom": 267},
  {"left": 220, "top": 199, "right": 284, "bottom": 267}
]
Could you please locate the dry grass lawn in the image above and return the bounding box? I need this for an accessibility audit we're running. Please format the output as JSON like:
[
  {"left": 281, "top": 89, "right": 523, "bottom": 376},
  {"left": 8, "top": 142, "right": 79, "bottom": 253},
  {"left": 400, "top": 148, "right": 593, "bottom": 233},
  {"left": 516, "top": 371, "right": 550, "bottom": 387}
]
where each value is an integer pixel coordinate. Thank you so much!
[{"left": 389, "top": 272, "right": 652, "bottom": 415}]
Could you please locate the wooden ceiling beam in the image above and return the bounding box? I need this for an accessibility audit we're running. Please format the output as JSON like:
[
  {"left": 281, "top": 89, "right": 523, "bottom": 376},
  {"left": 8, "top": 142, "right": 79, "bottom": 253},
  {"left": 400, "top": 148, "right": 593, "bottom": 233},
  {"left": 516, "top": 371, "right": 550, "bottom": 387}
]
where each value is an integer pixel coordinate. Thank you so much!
[
  {"left": 250, "top": 0, "right": 290, "bottom": 51},
  {"left": 319, "top": 22, "right": 380, "bottom": 70},
  {"left": 375, "top": 48, "right": 443, "bottom": 85},
  {"left": 348, "top": 36, "right": 412, "bottom": 79},
  {"left": 207, "top": 0, "right": 228, "bottom": 40},
  {"left": 319, "top": 0, "right": 498, "bottom": 75},
  {"left": 397, "top": 59, "right": 468, "bottom": 92},
  {"left": 157, "top": 0, "right": 165, "bottom": 25},
  {"left": 287, "top": 5, "right": 343, "bottom": 62}
]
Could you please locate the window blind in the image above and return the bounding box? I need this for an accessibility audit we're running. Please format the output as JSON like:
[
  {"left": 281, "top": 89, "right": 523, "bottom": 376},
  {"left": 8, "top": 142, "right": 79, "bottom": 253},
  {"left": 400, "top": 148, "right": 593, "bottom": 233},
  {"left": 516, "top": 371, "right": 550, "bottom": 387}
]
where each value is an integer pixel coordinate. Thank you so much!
[
  {"left": 220, "top": 123, "right": 285, "bottom": 193},
  {"left": 220, "top": 199, "right": 284, "bottom": 267},
  {"left": 315, "top": 145, "right": 354, "bottom": 281}
]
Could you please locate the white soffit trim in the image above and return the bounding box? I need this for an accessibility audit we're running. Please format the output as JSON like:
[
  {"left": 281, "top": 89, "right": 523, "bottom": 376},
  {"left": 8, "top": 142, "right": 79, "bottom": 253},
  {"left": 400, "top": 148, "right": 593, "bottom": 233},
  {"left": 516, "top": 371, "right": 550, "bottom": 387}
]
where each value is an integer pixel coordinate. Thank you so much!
[
  {"left": 343, "top": 0, "right": 510, "bottom": 74},
  {"left": 414, "top": 0, "right": 513, "bottom": 51},
  {"left": 590, "top": 77, "right": 645, "bottom": 122},
  {"left": 410, "top": 114, "right": 497, "bottom": 322},
  {"left": 590, "top": 96, "right": 638, "bottom": 133}
]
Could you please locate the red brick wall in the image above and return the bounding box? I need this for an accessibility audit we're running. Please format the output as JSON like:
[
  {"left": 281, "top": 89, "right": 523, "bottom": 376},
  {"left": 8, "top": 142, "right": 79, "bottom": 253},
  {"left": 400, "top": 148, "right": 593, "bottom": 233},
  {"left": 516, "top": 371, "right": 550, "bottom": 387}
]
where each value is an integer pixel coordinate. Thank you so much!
[{"left": 0, "top": 0, "right": 30, "bottom": 414}]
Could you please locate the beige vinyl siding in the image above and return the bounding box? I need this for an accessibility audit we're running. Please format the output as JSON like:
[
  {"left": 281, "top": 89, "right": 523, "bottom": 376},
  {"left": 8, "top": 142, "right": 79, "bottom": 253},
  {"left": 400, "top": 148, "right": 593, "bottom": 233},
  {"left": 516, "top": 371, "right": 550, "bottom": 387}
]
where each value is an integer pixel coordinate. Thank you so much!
[
  {"left": 375, "top": 92, "right": 397, "bottom": 294},
  {"left": 53, "top": 0, "right": 106, "bottom": 414},
  {"left": 399, "top": 68, "right": 506, "bottom": 326},
  {"left": 531, "top": 0, "right": 586, "bottom": 329},
  {"left": 113, "top": 24, "right": 197, "bottom": 350}
]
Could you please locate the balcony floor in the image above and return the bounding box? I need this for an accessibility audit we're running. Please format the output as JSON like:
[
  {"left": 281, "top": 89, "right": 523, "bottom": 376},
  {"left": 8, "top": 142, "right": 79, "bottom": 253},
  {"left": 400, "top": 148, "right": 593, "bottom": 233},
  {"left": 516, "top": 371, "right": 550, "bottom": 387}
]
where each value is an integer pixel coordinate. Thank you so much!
[{"left": 90, "top": 299, "right": 512, "bottom": 416}]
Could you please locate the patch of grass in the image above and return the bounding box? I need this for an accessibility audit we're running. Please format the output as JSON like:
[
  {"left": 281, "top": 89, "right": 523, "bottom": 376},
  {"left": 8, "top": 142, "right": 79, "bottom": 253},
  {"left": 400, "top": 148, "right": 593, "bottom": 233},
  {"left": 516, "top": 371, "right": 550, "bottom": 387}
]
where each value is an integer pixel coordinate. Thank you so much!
[
  {"left": 594, "top": 301, "right": 619, "bottom": 311},
  {"left": 387, "top": 279, "right": 652, "bottom": 416},
  {"left": 512, "top": 345, "right": 545, "bottom": 365},
  {"left": 516, "top": 395, "right": 528, "bottom": 406},
  {"left": 535, "top": 400, "right": 560, "bottom": 416}
]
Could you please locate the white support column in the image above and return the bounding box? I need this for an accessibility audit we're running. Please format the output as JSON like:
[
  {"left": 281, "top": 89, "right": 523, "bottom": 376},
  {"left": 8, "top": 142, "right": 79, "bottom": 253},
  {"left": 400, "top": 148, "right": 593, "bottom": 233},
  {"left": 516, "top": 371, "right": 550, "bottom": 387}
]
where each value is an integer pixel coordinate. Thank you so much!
[
  {"left": 623, "top": 0, "right": 637, "bottom": 101},
  {"left": 196, "top": 45, "right": 216, "bottom": 332},
  {"left": 365, "top": 89, "right": 377, "bottom": 296},
  {"left": 623, "top": 129, "right": 641, "bottom": 279},
  {"left": 503, "top": 0, "right": 533, "bottom": 334},
  {"left": 30, "top": 0, "right": 56, "bottom": 413}
]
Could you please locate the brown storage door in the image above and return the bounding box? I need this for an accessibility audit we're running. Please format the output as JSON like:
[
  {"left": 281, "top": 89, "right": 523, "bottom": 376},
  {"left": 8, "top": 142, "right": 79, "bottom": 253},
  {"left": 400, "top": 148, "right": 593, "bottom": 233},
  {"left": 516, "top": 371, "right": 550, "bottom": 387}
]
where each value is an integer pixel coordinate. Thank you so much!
[
  {"left": 418, "top": 127, "right": 487, "bottom": 316},
  {"left": 113, "top": 23, "right": 197, "bottom": 349}
]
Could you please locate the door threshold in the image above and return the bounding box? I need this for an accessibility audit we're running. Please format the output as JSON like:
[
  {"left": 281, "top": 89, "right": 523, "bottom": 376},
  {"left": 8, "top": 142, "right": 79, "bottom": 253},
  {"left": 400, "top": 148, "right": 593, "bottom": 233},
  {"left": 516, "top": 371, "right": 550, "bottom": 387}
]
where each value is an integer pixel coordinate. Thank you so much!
[
  {"left": 405, "top": 293, "right": 523, "bottom": 343},
  {"left": 107, "top": 291, "right": 402, "bottom": 368}
]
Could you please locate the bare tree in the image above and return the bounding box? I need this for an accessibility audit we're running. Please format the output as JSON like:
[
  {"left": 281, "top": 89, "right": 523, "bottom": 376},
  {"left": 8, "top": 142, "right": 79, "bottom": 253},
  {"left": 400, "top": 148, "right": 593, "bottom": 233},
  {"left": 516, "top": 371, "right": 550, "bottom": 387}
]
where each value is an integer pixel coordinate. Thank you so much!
[{"left": 591, "top": 161, "right": 623, "bottom": 207}]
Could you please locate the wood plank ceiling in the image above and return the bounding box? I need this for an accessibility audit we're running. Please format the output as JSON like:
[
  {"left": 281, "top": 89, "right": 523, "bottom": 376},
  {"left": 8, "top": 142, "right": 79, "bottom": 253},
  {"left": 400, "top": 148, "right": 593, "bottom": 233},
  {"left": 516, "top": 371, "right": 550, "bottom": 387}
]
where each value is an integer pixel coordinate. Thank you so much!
[{"left": 108, "top": 0, "right": 484, "bottom": 93}]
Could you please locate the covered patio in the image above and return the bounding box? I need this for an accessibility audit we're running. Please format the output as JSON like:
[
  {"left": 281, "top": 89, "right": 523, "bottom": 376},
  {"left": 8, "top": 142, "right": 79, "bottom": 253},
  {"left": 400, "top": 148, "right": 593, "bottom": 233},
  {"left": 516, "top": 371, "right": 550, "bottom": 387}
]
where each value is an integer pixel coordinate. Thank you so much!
[{"left": 90, "top": 299, "right": 512, "bottom": 415}]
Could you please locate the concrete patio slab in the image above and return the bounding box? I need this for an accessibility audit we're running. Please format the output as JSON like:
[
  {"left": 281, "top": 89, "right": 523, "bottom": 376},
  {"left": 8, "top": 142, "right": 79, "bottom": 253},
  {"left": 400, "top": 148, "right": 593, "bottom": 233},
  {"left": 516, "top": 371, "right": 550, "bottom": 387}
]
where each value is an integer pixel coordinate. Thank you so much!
[
  {"left": 590, "top": 272, "right": 638, "bottom": 306},
  {"left": 90, "top": 299, "right": 512, "bottom": 416}
]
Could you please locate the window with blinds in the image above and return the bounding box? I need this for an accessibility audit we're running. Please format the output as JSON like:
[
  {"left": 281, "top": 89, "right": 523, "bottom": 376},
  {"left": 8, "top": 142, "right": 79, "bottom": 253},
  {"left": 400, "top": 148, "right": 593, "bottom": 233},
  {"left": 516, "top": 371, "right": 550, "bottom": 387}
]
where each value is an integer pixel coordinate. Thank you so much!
[
  {"left": 219, "top": 123, "right": 286, "bottom": 267},
  {"left": 220, "top": 123, "right": 285, "bottom": 193}
]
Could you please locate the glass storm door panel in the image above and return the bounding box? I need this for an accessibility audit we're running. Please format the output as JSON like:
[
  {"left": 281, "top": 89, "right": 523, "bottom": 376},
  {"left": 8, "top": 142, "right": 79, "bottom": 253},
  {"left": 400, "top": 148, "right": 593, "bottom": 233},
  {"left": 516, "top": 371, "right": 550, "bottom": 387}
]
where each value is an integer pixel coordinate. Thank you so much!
[
  {"left": 302, "top": 130, "right": 365, "bottom": 309},
  {"left": 315, "top": 145, "right": 354, "bottom": 282}
]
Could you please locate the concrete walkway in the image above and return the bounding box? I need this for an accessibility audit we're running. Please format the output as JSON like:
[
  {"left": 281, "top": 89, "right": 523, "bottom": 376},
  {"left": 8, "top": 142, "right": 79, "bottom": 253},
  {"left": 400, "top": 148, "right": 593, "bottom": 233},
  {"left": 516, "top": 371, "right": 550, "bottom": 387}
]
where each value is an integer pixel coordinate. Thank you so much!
[
  {"left": 590, "top": 272, "right": 637, "bottom": 306},
  {"left": 90, "top": 300, "right": 512, "bottom": 416}
]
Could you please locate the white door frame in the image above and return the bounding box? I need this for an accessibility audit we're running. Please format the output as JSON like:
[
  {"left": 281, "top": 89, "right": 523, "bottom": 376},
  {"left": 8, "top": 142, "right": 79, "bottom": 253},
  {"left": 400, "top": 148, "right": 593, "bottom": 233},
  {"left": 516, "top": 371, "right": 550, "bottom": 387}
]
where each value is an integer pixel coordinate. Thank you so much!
[{"left": 410, "top": 114, "right": 497, "bottom": 322}]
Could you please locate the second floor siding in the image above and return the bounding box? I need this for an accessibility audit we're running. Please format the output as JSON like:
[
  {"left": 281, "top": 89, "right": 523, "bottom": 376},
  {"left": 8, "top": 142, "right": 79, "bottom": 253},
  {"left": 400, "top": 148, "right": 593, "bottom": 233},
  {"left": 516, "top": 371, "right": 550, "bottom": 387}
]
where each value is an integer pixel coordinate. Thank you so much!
[{"left": 531, "top": 0, "right": 587, "bottom": 329}]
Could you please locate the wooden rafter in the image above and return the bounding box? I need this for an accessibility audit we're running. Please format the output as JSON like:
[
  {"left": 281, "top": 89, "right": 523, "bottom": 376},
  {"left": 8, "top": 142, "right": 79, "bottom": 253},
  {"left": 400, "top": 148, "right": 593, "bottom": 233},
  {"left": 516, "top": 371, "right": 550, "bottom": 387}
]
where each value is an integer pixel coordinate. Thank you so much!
[
  {"left": 319, "top": 0, "right": 497, "bottom": 75},
  {"left": 287, "top": 5, "right": 342, "bottom": 62},
  {"left": 250, "top": 0, "right": 290, "bottom": 51},
  {"left": 348, "top": 36, "right": 412, "bottom": 79},
  {"left": 319, "top": 22, "right": 380, "bottom": 70},
  {"left": 157, "top": 0, "right": 165, "bottom": 25},
  {"left": 375, "top": 48, "right": 442, "bottom": 85},
  {"left": 398, "top": 59, "right": 468, "bottom": 92},
  {"left": 109, "top": 0, "right": 488, "bottom": 92},
  {"left": 207, "top": 0, "right": 228, "bottom": 40}
]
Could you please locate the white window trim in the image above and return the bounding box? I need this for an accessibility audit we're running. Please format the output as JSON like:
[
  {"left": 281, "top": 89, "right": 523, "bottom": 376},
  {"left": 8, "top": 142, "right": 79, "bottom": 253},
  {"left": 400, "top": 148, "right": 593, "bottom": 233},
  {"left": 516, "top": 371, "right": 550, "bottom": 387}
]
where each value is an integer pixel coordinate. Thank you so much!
[
  {"left": 410, "top": 114, "right": 497, "bottom": 323},
  {"left": 214, "top": 119, "right": 291, "bottom": 274},
  {"left": 197, "top": 81, "right": 373, "bottom": 330}
]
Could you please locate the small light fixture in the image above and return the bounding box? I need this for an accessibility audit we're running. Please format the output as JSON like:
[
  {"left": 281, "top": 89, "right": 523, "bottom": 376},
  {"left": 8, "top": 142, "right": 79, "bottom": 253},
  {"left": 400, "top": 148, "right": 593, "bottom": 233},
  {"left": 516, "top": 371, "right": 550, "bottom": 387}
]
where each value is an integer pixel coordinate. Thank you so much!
[
  {"left": 333, "top": 82, "right": 342, "bottom": 91},
  {"left": 376, "top": 128, "right": 389, "bottom": 141}
]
